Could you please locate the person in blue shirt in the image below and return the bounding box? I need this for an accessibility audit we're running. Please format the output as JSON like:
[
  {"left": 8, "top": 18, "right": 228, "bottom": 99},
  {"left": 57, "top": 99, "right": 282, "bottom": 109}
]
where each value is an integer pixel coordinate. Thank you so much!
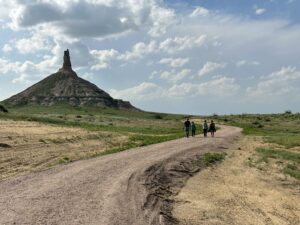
[{"left": 191, "top": 121, "right": 196, "bottom": 137}]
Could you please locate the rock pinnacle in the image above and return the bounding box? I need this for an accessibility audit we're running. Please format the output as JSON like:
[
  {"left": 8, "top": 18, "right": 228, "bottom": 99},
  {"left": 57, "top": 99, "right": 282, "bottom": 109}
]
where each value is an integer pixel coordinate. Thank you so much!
[
  {"left": 62, "top": 49, "right": 72, "bottom": 70},
  {"left": 2, "top": 48, "right": 138, "bottom": 110}
]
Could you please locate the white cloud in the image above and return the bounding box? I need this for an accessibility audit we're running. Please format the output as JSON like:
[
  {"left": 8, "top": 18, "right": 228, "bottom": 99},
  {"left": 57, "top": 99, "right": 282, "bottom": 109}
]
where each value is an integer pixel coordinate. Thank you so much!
[
  {"left": 148, "top": 4, "right": 176, "bottom": 36},
  {"left": 159, "top": 35, "right": 207, "bottom": 54},
  {"left": 168, "top": 76, "right": 240, "bottom": 98},
  {"left": 168, "top": 83, "right": 197, "bottom": 98},
  {"left": 12, "top": 74, "right": 32, "bottom": 84},
  {"left": 8, "top": 0, "right": 175, "bottom": 40},
  {"left": 0, "top": 0, "right": 13, "bottom": 20},
  {"left": 160, "top": 69, "right": 191, "bottom": 83},
  {"left": 0, "top": 59, "right": 39, "bottom": 75},
  {"left": 247, "top": 67, "right": 300, "bottom": 97},
  {"left": 255, "top": 8, "right": 266, "bottom": 15},
  {"left": 119, "top": 35, "right": 206, "bottom": 61},
  {"left": 0, "top": 39, "right": 94, "bottom": 84},
  {"left": 119, "top": 41, "right": 157, "bottom": 61},
  {"left": 149, "top": 70, "right": 158, "bottom": 80},
  {"left": 236, "top": 60, "right": 260, "bottom": 67},
  {"left": 90, "top": 49, "right": 119, "bottom": 70},
  {"left": 0, "top": 58, "right": 18, "bottom": 74},
  {"left": 2, "top": 43, "right": 12, "bottom": 52},
  {"left": 109, "top": 82, "right": 164, "bottom": 100},
  {"left": 110, "top": 76, "right": 239, "bottom": 101},
  {"left": 15, "top": 33, "right": 52, "bottom": 54},
  {"left": 198, "top": 61, "right": 226, "bottom": 77},
  {"left": 159, "top": 57, "right": 189, "bottom": 68},
  {"left": 0, "top": 58, "right": 46, "bottom": 84},
  {"left": 190, "top": 7, "right": 209, "bottom": 17}
]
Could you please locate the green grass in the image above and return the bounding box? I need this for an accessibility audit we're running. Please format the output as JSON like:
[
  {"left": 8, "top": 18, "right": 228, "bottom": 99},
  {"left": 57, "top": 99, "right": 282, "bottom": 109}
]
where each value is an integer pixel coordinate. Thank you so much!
[
  {"left": 3, "top": 105, "right": 299, "bottom": 181},
  {"left": 283, "top": 164, "right": 300, "bottom": 180},
  {"left": 58, "top": 157, "right": 71, "bottom": 164},
  {"left": 2, "top": 104, "right": 185, "bottom": 120},
  {"left": 0, "top": 105, "right": 187, "bottom": 159},
  {"left": 256, "top": 148, "right": 300, "bottom": 164},
  {"left": 0, "top": 106, "right": 183, "bottom": 135},
  {"left": 215, "top": 113, "right": 300, "bottom": 148},
  {"left": 215, "top": 113, "right": 300, "bottom": 180},
  {"left": 266, "top": 135, "right": 300, "bottom": 149},
  {"left": 255, "top": 147, "right": 300, "bottom": 180},
  {"left": 202, "top": 152, "right": 226, "bottom": 165}
]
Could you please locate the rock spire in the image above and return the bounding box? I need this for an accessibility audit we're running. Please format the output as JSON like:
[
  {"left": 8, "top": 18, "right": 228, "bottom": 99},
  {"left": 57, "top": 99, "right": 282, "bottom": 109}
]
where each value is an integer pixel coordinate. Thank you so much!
[
  {"left": 2, "top": 49, "right": 139, "bottom": 110},
  {"left": 62, "top": 49, "right": 72, "bottom": 70}
]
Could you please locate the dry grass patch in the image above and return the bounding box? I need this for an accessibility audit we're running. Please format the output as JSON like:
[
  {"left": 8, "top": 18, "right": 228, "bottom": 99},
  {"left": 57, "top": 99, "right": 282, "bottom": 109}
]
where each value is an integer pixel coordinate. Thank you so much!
[
  {"left": 0, "top": 120, "right": 128, "bottom": 180},
  {"left": 174, "top": 137, "right": 300, "bottom": 225}
]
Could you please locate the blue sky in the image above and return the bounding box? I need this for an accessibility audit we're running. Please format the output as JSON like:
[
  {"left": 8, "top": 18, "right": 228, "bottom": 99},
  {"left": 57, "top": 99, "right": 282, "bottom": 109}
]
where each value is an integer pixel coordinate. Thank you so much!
[{"left": 0, "top": 0, "right": 300, "bottom": 115}]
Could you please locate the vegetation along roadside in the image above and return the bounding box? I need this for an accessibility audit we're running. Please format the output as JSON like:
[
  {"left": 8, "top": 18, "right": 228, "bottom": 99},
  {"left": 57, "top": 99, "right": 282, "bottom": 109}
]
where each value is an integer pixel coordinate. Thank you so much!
[{"left": 215, "top": 112, "right": 300, "bottom": 180}]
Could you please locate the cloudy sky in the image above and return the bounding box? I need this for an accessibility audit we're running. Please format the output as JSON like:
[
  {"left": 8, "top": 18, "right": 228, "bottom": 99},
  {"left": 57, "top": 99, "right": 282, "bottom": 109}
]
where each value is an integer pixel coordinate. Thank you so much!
[{"left": 0, "top": 0, "right": 300, "bottom": 115}]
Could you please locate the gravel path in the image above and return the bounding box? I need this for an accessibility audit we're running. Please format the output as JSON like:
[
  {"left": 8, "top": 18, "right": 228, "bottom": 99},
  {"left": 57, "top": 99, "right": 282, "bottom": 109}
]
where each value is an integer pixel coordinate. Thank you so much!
[{"left": 0, "top": 126, "right": 241, "bottom": 225}]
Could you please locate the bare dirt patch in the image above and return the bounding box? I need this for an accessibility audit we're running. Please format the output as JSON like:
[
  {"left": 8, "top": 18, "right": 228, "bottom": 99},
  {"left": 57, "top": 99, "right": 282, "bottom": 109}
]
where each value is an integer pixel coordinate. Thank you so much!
[
  {"left": 0, "top": 119, "right": 127, "bottom": 180},
  {"left": 173, "top": 137, "right": 300, "bottom": 225}
]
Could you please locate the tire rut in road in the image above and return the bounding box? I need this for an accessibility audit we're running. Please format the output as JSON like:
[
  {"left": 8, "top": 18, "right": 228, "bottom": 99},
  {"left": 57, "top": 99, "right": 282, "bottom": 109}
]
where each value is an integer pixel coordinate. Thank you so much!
[{"left": 128, "top": 145, "right": 231, "bottom": 225}]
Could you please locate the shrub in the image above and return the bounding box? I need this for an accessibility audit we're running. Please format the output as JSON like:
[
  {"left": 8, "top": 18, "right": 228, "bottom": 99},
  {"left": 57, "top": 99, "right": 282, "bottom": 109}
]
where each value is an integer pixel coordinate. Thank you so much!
[
  {"left": 213, "top": 113, "right": 219, "bottom": 118},
  {"left": 0, "top": 105, "right": 8, "bottom": 113},
  {"left": 154, "top": 114, "right": 163, "bottom": 119},
  {"left": 252, "top": 121, "right": 264, "bottom": 128}
]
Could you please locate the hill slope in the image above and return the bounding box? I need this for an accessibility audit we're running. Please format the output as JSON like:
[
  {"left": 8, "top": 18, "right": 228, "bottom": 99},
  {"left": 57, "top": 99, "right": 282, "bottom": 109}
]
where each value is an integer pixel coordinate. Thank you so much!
[{"left": 3, "top": 50, "right": 137, "bottom": 110}]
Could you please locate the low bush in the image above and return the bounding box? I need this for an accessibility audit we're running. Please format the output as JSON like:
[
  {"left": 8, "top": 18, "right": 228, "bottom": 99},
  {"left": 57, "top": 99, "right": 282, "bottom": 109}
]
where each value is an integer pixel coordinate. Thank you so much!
[
  {"left": 0, "top": 105, "right": 8, "bottom": 113},
  {"left": 202, "top": 152, "right": 225, "bottom": 165}
]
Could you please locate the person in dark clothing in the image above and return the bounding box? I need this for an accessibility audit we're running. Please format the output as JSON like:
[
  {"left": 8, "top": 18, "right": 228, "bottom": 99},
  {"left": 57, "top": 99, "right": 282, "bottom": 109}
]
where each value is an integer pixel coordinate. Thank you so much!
[
  {"left": 203, "top": 120, "right": 208, "bottom": 137},
  {"left": 191, "top": 121, "right": 196, "bottom": 137},
  {"left": 184, "top": 118, "right": 191, "bottom": 138},
  {"left": 209, "top": 120, "right": 216, "bottom": 137}
]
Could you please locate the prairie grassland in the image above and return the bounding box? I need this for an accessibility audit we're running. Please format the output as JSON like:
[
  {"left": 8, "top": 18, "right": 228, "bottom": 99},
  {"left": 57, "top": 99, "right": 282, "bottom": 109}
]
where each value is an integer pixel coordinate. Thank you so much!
[
  {"left": 0, "top": 105, "right": 187, "bottom": 180},
  {"left": 0, "top": 120, "right": 129, "bottom": 180},
  {"left": 216, "top": 113, "right": 300, "bottom": 180}
]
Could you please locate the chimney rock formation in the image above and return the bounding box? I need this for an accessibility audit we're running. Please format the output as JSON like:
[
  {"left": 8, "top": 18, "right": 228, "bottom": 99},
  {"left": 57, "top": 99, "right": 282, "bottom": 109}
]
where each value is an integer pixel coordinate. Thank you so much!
[
  {"left": 2, "top": 50, "right": 138, "bottom": 110},
  {"left": 62, "top": 49, "right": 72, "bottom": 70}
]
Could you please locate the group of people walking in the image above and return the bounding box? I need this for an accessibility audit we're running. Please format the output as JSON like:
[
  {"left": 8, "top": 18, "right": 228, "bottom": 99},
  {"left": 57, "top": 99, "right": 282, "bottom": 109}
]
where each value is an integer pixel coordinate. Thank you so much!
[{"left": 184, "top": 118, "right": 216, "bottom": 138}]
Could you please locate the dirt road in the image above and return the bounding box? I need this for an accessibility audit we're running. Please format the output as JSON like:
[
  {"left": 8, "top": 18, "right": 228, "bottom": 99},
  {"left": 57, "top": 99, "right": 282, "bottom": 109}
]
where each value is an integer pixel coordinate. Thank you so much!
[{"left": 0, "top": 126, "right": 241, "bottom": 225}]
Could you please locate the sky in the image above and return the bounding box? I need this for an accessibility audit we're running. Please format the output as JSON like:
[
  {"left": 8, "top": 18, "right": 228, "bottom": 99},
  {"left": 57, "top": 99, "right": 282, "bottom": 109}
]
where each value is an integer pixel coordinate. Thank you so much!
[{"left": 0, "top": 0, "right": 300, "bottom": 115}]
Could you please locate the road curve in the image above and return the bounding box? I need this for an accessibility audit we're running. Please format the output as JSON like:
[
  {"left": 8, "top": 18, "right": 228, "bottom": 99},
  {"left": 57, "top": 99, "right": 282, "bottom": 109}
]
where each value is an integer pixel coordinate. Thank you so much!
[{"left": 0, "top": 126, "right": 241, "bottom": 225}]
